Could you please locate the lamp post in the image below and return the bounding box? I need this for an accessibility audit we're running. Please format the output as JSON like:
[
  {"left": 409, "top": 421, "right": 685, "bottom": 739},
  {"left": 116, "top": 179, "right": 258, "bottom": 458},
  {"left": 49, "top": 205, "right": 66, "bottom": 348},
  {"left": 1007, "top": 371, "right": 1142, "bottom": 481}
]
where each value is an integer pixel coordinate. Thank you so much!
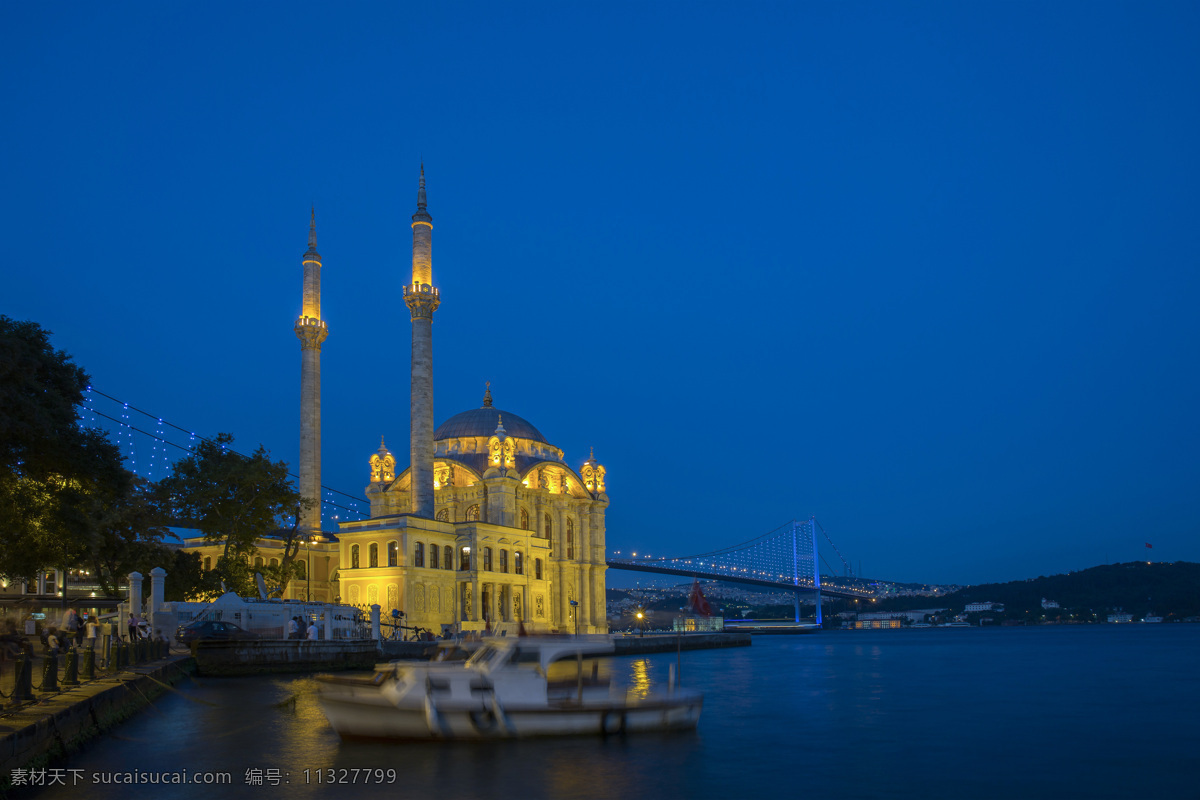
[
  {"left": 570, "top": 599, "right": 579, "bottom": 637},
  {"left": 635, "top": 609, "right": 645, "bottom": 638}
]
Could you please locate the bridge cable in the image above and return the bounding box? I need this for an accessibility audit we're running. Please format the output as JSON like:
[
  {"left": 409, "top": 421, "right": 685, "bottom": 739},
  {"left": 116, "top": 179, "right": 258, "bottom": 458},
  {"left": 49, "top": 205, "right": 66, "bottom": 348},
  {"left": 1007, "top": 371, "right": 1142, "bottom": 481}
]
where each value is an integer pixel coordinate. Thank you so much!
[{"left": 81, "top": 387, "right": 370, "bottom": 508}]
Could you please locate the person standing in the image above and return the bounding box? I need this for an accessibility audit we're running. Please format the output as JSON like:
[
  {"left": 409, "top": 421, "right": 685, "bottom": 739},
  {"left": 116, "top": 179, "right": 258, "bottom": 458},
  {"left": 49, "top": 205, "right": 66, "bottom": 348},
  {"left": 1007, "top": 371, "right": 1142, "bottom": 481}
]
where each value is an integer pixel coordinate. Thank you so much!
[
  {"left": 306, "top": 620, "right": 318, "bottom": 640},
  {"left": 62, "top": 608, "right": 81, "bottom": 646},
  {"left": 286, "top": 617, "right": 299, "bottom": 640}
]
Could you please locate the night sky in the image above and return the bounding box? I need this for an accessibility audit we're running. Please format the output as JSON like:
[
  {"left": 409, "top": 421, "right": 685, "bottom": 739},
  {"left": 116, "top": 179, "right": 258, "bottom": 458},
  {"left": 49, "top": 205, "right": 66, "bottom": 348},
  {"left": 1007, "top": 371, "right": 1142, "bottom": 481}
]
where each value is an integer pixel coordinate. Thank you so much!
[{"left": 4, "top": 3, "right": 1198, "bottom": 587}]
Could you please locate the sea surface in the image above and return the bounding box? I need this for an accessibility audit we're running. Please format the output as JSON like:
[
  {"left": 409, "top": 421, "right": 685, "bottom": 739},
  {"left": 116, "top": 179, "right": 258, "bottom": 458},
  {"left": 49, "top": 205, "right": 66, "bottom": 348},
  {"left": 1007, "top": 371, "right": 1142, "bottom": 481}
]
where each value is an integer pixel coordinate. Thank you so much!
[{"left": 25, "top": 625, "right": 1200, "bottom": 799}]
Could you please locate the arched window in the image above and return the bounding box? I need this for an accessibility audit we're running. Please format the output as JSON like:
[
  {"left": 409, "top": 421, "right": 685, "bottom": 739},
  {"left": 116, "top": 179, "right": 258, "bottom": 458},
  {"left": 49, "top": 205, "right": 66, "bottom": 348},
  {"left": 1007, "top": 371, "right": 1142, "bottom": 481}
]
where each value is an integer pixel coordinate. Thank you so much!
[
  {"left": 499, "top": 549, "right": 508, "bottom": 573},
  {"left": 436, "top": 508, "right": 450, "bottom": 522},
  {"left": 414, "top": 542, "right": 425, "bottom": 568},
  {"left": 544, "top": 513, "right": 552, "bottom": 540},
  {"left": 388, "top": 541, "right": 398, "bottom": 567},
  {"left": 351, "top": 544, "right": 360, "bottom": 569},
  {"left": 460, "top": 547, "right": 471, "bottom": 571},
  {"left": 535, "top": 558, "right": 543, "bottom": 581},
  {"left": 444, "top": 545, "right": 453, "bottom": 570},
  {"left": 483, "top": 547, "right": 493, "bottom": 571},
  {"left": 254, "top": 557, "right": 264, "bottom": 568},
  {"left": 514, "top": 551, "right": 523, "bottom": 575},
  {"left": 203, "top": 557, "right": 211, "bottom": 571},
  {"left": 520, "top": 508, "right": 529, "bottom": 530},
  {"left": 295, "top": 561, "right": 306, "bottom": 579},
  {"left": 566, "top": 518, "right": 575, "bottom": 559},
  {"left": 269, "top": 558, "right": 279, "bottom": 567},
  {"left": 430, "top": 545, "right": 439, "bottom": 569},
  {"left": 369, "top": 543, "right": 379, "bottom": 568},
  {"left": 465, "top": 504, "right": 480, "bottom": 521}
]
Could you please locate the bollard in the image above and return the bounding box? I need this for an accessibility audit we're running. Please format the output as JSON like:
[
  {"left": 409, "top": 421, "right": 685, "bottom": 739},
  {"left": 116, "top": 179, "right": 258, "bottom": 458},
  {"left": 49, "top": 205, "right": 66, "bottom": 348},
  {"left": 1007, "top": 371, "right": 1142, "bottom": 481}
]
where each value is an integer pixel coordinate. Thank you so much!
[
  {"left": 9, "top": 653, "right": 35, "bottom": 705},
  {"left": 82, "top": 647, "right": 96, "bottom": 680},
  {"left": 62, "top": 648, "right": 80, "bottom": 686},
  {"left": 41, "top": 652, "right": 60, "bottom": 693}
]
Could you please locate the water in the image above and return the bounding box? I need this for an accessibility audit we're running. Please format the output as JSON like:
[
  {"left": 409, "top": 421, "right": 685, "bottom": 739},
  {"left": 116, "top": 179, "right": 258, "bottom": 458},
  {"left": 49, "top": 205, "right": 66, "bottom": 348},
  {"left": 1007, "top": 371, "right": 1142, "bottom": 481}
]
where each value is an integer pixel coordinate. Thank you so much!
[{"left": 26, "top": 626, "right": 1200, "bottom": 799}]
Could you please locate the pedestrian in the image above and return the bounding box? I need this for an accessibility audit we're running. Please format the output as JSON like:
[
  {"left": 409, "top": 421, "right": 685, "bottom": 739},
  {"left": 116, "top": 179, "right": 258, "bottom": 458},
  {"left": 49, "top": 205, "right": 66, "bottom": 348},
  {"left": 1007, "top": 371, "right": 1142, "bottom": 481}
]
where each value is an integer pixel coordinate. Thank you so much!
[
  {"left": 306, "top": 620, "right": 318, "bottom": 640},
  {"left": 62, "top": 608, "right": 81, "bottom": 646},
  {"left": 85, "top": 618, "right": 99, "bottom": 650},
  {"left": 286, "top": 616, "right": 299, "bottom": 640},
  {"left": 45, "top": 627, "right": 61, "bottom": 656}
]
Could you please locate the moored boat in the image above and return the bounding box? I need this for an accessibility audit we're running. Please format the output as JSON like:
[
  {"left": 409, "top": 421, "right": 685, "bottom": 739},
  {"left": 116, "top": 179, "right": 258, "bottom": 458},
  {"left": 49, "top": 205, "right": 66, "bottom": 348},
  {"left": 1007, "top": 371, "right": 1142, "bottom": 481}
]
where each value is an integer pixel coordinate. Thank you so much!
[{"left": 317, "top": 635, "right": 702, "bottom": 740}]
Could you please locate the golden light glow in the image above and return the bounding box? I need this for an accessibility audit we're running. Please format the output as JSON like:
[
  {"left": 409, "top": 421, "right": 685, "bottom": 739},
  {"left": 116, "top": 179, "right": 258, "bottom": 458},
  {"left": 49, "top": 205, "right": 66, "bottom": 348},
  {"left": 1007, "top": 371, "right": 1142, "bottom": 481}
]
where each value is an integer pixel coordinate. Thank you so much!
[
  {"left": 302, "top": 259, "right": 322, "bottom": 266},
  {"left": 411, "top": 221, "right": 432, "bottom": 229}
]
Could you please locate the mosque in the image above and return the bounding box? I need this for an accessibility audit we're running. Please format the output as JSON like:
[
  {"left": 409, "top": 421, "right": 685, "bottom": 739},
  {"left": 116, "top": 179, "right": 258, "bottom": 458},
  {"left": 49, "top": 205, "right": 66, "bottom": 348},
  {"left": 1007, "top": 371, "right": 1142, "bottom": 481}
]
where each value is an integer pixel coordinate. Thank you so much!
[{"left": 191, "top": 170, "right": 610, "bottom": 634}]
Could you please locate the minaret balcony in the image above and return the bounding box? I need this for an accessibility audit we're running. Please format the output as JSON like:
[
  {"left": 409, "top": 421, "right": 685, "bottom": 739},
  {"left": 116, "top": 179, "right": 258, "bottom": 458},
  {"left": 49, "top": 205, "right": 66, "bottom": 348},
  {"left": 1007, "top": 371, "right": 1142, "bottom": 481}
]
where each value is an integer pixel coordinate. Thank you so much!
[
  {"left": 294, "top": 316, "right": 327, "bottom": 329},
  {"left": 403, "top": 283, "right": 439, "bottom": 297}
]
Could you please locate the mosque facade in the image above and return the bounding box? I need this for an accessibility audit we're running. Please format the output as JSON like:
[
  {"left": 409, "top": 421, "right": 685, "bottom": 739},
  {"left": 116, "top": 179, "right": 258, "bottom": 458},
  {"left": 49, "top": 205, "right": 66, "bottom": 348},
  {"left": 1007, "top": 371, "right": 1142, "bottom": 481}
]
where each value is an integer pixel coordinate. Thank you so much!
[{"left": 185, "top": 171, "right": 610, "bottom": 634}]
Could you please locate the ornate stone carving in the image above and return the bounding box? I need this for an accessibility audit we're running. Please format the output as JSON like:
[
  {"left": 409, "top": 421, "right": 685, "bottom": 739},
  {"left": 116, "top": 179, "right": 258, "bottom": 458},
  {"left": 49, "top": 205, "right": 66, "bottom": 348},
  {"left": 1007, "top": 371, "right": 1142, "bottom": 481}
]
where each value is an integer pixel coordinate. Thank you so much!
[
  {"left": 369, "top": 439, "right": 395, "bottom": 483},
  {"left": 404, "top": 289, "right": 440, "bottom": 320},
  {"left": 294, "top": 317, "right": 329, "bottom": 350}
]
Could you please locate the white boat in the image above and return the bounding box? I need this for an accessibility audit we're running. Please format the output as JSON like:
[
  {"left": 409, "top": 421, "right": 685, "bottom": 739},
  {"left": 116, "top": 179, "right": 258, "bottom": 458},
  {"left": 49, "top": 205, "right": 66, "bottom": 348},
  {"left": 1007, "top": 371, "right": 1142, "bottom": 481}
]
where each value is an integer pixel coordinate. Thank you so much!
[{"left": 316, "top": 635, "right": 703, "bottom": 740}]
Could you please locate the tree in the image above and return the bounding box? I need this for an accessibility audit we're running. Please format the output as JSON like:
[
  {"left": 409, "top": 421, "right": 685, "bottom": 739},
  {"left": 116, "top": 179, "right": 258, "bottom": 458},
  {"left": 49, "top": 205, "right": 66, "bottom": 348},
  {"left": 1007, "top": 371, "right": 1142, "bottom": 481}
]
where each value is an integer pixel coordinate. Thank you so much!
[
  {"left": 0, "top": 317, "right": 169, "bottom": 587},
  {"left": 159, "top": 433, "right": 307, "bottom": 597}
]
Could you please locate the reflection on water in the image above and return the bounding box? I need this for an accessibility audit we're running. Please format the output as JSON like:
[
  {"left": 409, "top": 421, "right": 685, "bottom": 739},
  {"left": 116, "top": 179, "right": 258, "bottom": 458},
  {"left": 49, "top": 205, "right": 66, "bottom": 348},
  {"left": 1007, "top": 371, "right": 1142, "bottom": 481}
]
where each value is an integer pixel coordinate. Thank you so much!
[
  {"left": 28, "top": 626, "right": 1200, "bottom": 800},
  {"left": 626, "top": 658, "right": 652, "bottom": 700}
]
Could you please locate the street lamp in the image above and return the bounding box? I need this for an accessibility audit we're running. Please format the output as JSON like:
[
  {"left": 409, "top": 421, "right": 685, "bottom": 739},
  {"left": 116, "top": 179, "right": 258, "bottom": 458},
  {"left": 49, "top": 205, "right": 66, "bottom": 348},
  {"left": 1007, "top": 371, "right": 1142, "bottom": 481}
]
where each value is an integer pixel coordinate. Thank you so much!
[
  {"left": 570, "top": 599, "right": 579, "bottom": 637},
  {"left": 635, "top": 609, "right": 645, "bottom": 638}
]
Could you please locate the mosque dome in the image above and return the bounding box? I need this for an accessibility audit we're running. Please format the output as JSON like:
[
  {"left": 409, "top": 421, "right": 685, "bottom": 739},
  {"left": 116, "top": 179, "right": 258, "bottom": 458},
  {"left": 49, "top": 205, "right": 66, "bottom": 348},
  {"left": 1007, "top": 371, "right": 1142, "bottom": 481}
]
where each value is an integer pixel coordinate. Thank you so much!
[{"left": 434, "top": 407, "right": 548, "bottom": 443}]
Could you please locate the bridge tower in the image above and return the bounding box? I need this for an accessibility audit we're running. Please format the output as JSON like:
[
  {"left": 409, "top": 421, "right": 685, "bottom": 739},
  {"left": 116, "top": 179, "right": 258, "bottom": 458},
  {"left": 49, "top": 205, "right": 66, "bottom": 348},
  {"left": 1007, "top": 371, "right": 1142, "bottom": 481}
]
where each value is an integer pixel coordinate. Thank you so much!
[
  {"left": 294, "top": 208, "right": 328, "bottom": 533},
  {"left": 403, "top": 165, "right": 440, "bottom": 517}
]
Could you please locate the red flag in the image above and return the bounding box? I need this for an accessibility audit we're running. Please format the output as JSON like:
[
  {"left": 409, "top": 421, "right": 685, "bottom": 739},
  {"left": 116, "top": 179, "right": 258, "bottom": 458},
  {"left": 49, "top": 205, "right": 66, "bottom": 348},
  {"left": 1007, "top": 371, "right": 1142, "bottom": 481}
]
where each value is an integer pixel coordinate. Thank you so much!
[{"left": 1145, "top": 543, "right": 1153, "bottom": 549}]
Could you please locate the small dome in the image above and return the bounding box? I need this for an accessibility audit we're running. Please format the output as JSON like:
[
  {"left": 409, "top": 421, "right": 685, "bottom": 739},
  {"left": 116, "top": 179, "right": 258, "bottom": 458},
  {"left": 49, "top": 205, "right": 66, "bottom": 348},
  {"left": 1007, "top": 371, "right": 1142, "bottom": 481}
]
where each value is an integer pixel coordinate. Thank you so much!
[{"left": 434, "top": 407, "right": 548, "bottom": 443}]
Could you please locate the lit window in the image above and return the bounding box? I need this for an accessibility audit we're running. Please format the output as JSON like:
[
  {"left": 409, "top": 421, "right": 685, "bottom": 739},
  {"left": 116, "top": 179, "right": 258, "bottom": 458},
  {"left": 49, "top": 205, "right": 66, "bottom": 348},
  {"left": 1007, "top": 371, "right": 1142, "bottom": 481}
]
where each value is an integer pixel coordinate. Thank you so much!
[
  {"left": 388, "top": 541, "right": 398, "bottom": 567},
  {"left": 514, "top": 552, "right": 523, "bottom": 575},
  {"left": 483, "top": 547, "right": 493, "bottom": 571},
  {"left": 369, "top": 543, "right": 379, "bottom": 568},
  {"left": 351, "top": 544, "right": 360, "bottom": 569}
]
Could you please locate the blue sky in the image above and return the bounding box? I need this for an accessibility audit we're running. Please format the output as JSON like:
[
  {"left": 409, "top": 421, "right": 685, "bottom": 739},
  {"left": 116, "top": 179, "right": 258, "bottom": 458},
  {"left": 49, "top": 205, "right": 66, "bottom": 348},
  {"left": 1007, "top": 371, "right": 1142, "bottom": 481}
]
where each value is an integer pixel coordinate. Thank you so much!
[{"left": 4, "top": 2, "right": 1198, "bottom": 586}]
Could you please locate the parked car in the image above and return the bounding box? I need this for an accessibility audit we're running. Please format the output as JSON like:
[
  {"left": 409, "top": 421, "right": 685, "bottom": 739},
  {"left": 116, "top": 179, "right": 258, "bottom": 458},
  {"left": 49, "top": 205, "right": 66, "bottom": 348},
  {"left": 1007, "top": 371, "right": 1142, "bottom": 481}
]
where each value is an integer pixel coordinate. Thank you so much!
[{"left": 176, "top": 620, "right": 260, "bottom": 645}]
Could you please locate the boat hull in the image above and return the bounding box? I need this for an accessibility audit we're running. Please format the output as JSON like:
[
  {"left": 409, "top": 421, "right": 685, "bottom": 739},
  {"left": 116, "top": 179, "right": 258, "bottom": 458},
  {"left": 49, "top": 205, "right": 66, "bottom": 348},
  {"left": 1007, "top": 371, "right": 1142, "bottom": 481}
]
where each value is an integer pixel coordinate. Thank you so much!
[{"left": 318, "top": 685, "right": 702, "bottom": 741}]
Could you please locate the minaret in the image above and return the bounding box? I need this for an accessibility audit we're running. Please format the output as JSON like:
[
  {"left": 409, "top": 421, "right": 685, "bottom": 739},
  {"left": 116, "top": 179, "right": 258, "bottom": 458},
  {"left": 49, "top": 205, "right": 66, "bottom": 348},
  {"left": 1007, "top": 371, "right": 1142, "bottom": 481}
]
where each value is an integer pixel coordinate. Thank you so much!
[
  {"left": 403, "top": 166, "right": 440, "bottom": 517},
  {"left": 294, "top": 208, "right": 328, "bottom": 532}
]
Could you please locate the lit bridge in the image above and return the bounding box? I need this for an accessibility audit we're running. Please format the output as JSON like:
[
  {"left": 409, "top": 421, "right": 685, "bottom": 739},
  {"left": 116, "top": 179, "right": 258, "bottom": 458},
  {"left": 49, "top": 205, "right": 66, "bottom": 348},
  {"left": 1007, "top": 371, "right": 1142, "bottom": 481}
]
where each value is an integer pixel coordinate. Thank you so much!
[{"left": 606, "top": 519, "right": 875, "bottom": 625}]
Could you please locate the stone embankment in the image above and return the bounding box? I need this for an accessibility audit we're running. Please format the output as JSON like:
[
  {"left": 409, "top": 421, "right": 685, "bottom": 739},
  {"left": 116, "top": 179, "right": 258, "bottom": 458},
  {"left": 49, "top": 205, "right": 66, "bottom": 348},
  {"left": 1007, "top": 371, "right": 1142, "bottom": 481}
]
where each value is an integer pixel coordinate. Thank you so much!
[
  {"left": 612, "top": 631, "right": 751, "bottom": 654},
  {"left": 0, "top": 653, "right": 193, "bottom": 786},
  {"left": 191, "top": 640, "right": 380, "bottom": 676}
]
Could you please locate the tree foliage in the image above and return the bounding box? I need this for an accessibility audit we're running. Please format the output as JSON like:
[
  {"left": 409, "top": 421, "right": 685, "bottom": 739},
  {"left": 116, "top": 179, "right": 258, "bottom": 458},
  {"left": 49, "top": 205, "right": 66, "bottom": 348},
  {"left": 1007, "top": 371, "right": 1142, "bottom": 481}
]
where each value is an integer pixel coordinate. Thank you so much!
[
  {"left": 0, "top": 317, "right": 175, "bottom": 590},
  {"left": 159, "top": 433, "right": 305, "bottom": 597}
]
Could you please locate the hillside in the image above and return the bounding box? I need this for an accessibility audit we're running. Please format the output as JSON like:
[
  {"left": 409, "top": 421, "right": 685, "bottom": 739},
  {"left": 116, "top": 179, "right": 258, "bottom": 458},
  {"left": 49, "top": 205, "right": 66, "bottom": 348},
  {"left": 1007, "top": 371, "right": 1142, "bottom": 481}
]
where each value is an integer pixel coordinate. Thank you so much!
[{"left": 871, "top": 561, "right": 1200, "bottom": 621}]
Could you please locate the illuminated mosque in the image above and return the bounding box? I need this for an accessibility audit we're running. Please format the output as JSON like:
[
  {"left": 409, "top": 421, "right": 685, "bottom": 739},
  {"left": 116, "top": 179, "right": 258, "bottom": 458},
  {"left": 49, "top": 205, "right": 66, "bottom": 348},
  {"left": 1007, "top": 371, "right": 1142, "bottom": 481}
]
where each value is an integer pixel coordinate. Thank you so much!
[{"left": 290, "top": 169, "right": 610, "bottom": 634}]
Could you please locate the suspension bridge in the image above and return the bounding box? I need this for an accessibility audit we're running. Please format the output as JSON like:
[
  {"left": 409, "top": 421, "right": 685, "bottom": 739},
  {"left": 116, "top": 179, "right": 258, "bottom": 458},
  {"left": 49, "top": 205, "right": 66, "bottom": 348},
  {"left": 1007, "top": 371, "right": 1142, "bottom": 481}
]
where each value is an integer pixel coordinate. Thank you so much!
[{"left": 606, "top": 519, "right": 873, "bottom": 625}]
